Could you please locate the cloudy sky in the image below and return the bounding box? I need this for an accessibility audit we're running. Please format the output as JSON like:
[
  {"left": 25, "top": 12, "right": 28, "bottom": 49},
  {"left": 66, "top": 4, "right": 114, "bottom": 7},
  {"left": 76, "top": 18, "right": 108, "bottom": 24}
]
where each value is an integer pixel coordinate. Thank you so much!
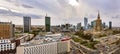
[{"left": 0, "top": 0, "right": 119, "bottom": 27}]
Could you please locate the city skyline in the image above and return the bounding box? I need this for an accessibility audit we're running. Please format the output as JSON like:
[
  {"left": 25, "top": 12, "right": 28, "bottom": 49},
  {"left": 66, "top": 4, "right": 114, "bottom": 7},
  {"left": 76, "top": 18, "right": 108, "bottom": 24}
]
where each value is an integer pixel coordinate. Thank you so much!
[
  {"left": 0, "top": 0, "right": 119, "bottom": 27},
  {"left": 0, "top": 0, "right": 120, "bottom": 54}
]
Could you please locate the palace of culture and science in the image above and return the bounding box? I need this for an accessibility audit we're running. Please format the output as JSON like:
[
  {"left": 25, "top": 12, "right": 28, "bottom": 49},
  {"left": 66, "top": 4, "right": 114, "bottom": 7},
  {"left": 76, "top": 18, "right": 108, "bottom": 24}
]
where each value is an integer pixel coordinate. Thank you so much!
[{"left": 94, "top": 11, "right": 102, "bottom": 31}]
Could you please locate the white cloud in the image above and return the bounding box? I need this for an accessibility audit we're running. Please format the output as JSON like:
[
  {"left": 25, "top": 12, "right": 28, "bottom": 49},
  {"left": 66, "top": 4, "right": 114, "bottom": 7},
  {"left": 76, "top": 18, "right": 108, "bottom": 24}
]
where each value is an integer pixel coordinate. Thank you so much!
[{"left": 68, "top": 0, "right": 79, "bottom": 6}]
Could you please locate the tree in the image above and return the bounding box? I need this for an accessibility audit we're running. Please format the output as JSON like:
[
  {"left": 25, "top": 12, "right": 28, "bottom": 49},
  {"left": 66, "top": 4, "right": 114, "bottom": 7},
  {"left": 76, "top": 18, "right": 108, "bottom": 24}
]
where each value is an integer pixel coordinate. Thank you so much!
[{"left": 74, "top": 30, "right": 92, "bottom": 40}]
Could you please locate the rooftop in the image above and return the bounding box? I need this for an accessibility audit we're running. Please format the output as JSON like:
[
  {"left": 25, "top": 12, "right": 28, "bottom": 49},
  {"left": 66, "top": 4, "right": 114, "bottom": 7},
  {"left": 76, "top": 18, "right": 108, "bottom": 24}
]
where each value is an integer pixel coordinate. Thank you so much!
[{"left": 19, "top": 33, "right": 70, "bottom": 47}]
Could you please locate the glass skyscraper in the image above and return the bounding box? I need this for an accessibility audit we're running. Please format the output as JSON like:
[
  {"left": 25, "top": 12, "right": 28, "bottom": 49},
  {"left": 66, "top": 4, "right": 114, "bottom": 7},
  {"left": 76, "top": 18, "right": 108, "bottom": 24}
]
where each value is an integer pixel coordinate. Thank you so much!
[
  {"left": 84, "top": 17, "right": 88, "bottom": 30},
  {"left": 45, "top": 15, "right": 51, "bottom": 32},
  {"left": 109, "top": 21, "right": 112, "bottom": 29},
  {"left": 23, "top": 16, "right": 31, "bottom": 33},
  {"left": 77, "top": 22, "right": 81, "bottom": 30}
]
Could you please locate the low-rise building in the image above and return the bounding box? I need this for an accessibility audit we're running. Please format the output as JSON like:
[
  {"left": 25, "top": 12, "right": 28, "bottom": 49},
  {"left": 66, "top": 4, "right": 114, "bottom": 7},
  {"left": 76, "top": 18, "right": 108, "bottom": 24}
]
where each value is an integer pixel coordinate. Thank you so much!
[
  {"left": 17, "top": 42, "right": 57, "bottom": 54},
  {"left": 0, "top": 39, "right": 16, "bottom": 54},
  {"left": 57, "top": 40, "right": 70, "bottom": 54},
  {"left": 16, "top": 33, "right": 34, "bottom": 43},
  {"left": 16, "top": 33, "right": 71, "bottom": 54}
]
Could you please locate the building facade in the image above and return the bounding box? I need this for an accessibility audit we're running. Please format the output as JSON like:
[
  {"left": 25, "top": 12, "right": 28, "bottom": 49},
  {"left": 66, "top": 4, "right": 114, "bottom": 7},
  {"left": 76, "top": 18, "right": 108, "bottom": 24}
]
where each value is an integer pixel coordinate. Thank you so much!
[
  {"left": 45, "top": 15, "right": 51, "bottom": 32},
  {"left": 23, "top": 16, "right": 31, "bottom": 33},
  {"left": 77, "top": 22, "right": 81, "bottom": 30},
  {"left": 87, "top": 24, "right": 91, "bottom": 29},
  {"left": 57, "top": 40, "right": 70, "bottom": 54},
  {"left": 84, "top": 17, "right": 88, "bottom": 30},
  {"left": 0, "top": 39, "right": 16, "bottom": 54},
  {"left": 102, "top": 22, "right": 106, "bottom": 28},
  {"left": 16, "top": 33, "right": 34, "bottom": 43},
  {"left": 0, "top": 22, "right": 14, "bottom": 39},
  {"left": 17, "top": 42, "right": 57, "bottom": 54},
  {"left": 94, "top": 12, "right": 102, "bottom": 31},
  {"left": 109, "top": 21, "right": 112, "bottom": 29},
  {"left": 17, "top": 40, "right": 70, "bottom": 54},
  {"left": 91, "top": 20, "right": 96, "bottom": 29}
]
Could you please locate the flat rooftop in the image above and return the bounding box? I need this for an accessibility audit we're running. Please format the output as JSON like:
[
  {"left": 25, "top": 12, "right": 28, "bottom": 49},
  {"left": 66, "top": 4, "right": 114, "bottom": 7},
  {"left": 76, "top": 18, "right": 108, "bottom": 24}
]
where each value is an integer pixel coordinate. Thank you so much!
[{"left": 19, "top": 33, "right": 70, "bottom": 47}]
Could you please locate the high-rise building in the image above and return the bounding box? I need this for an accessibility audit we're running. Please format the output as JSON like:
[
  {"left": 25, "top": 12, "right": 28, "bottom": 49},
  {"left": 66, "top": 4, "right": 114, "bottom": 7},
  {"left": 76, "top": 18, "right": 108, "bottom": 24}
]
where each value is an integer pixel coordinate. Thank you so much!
[
  {"left": 0, "top": 22, "right": 15, "bottom": 39},
  {"left": 109, "top": 21, "right": 112, "bottom": 29},
  {"left": 87, "top": 24, "right": 91, "bottom": 29},
  {"left": 45, "top": 15, "right": 51, "bottom": 32},
  {"left": 23, "top": 16, "right": 31, "bottom": 33},
  {"left": 95, "top": 11, "right": 102, "bottom": 31},
  {"left": 102, "top": 22, "right": 106, "bottom": 28},
  {"left": 77, "top": 22, "right": 81, "bottom": 30},
  {"left": 91, "top": 21, "right": 94, "bottom": 28},
  {"left": 84, "top": 17, "right": 88, "bottom": 30},
  {"left": 91, "top": 20, "right": 96, "bottom": 29}
]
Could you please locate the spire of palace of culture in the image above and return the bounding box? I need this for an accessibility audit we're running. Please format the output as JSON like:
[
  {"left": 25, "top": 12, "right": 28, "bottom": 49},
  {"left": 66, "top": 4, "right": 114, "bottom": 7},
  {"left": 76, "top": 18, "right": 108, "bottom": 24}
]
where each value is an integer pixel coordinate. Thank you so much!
[
  {"left": 95, "top": 11, "right": 102, "bottom": 31},
  {"left": 97, "top": 11, "right": 100, "bottom": 19}
]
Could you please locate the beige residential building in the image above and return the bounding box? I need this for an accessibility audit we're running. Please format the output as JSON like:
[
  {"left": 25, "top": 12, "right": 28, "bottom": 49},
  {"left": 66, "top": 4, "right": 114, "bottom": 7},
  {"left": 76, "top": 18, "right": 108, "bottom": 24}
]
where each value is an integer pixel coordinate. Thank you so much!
[{"left": 0, "top": 22, "right": 14, "bottom": 39}]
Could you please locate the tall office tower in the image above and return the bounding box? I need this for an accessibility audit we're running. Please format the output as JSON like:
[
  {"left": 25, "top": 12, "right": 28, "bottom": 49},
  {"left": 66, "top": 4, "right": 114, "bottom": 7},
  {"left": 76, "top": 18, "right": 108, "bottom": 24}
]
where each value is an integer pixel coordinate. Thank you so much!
[
  {"left": 91, "top": 20, "right": 96, "bottom": 29},
  {"left": 91, "top": 21, "right": 94, "bottom": 29},
  {"left": 77, "top": 22, "right": 81, "bottom": 30},
  {"left": 23, "top": 16, "right": 31, "bottom": 33},
  {"left": 91, "top": 21, "right": 94, "bottom": 28},
  {"left": 45, "top": 15, "right": 51, "bottom": 32},
  {"left": 109, "top": 21, "right": 112, "bottom": 29},
  {"left": 12, "top": 24, "right": 15, "bottom": 37},
  {"left": 102, "top": 22, "right": 106, "bottom": 28},
  {"left": 84, "top": 17, "right": 88, "bottom": 30},
  {"left": 0, "top": 22, "right": 15, "bottom": 39},
  {"left": 95, "top": 11, "right": 102, "bottom": 31},
  {"left": 87, "top": 24, "right": 91, "bottom": 29}
]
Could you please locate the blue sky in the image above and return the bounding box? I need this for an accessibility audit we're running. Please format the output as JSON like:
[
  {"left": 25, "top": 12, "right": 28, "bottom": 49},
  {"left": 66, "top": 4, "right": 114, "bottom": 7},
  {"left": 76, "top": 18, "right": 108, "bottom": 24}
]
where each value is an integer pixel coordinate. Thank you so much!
[{"left": 0, "top": 0, "right": 119, "bottom": 27}]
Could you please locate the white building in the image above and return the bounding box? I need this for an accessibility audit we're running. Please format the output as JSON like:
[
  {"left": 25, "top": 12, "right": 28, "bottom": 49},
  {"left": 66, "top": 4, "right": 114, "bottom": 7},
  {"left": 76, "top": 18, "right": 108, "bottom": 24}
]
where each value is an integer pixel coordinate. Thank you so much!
[
  {"left": 17, "top": 33, "right": 71, "bottom": 54},
  {"left": 17, "top": 40, "right": 70, "bottom": 54},
  {"left": 57, "top": 40, "right": 70, "bottom": 54},
  {"left": 17, "top": 42, "right": 57, "bottom": 54},
  {"left": 0, "top": 39, "right": 16, "bottom": 53}
]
